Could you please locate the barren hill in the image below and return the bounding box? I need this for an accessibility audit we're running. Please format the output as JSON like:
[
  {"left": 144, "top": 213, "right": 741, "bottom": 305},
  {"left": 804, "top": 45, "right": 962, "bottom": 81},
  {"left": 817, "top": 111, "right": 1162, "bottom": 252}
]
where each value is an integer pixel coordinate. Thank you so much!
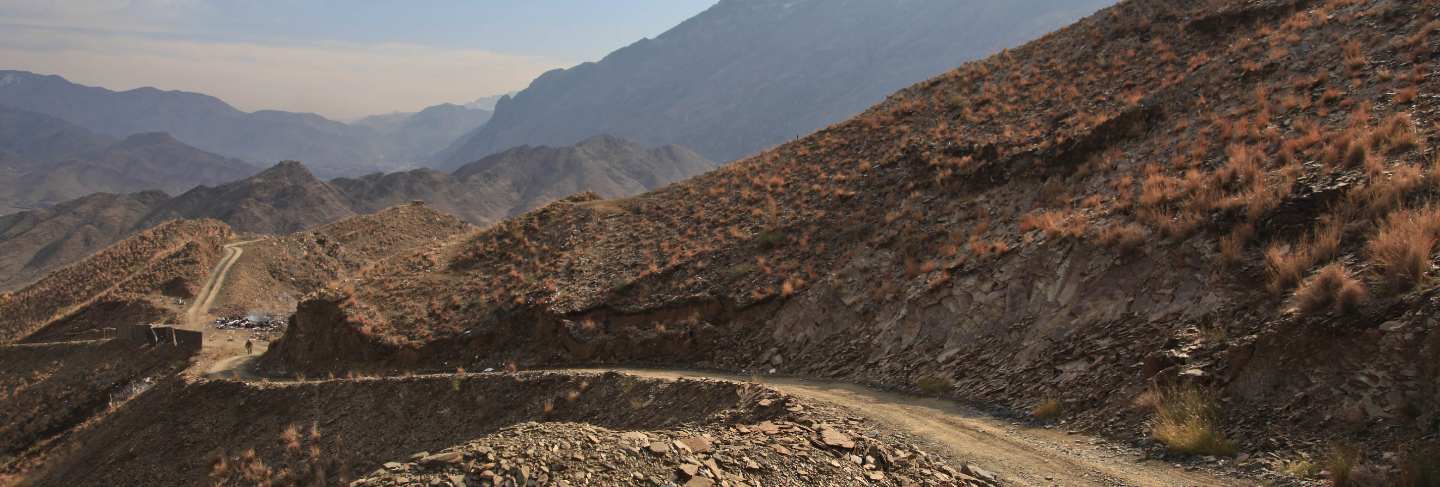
[
  {"left": 139, "top": 160, "right": 357, "bottom": 235},
  {"left": 267, "top": 0, "right": 1440, "bottom": 478},
  {"left": 0, "top": 191, "right": 171, "bottom": 291},
  {"left": 213, "top": 203, "right": 474, "bottom": 316},
  {"left": 0, "top": 218, "right": 232, "bottom": 344}
]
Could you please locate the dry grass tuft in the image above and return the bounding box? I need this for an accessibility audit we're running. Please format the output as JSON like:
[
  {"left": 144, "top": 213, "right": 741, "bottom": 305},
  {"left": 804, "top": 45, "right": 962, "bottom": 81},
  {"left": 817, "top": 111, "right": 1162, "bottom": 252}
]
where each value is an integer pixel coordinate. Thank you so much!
[
  {"left": 1367, "top": 206, "right": 1440, "bottom": 291},
  {"left": 1293, "top": 263, "right": 1368, "bottom": 315},
  {"left": 1264, "top": 218, "right": 1345, "bottom": 293},
  {"left": 1149, "top": 385, "right": 1237, "bottom": 457},
  {"left": 1325, "top": 444, "right": 1363, "bottom": 487},
  {"left": 1097, "top": 223, "right": 1148, "bottom": 253}
]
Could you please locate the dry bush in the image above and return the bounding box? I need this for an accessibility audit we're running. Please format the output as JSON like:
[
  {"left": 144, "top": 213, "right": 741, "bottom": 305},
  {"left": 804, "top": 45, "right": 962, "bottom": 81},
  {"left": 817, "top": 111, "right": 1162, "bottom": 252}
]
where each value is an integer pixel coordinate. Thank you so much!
[
  {"left": 1265, "top": 219, "right": 1344, "bottom": 293},
  {"left": 914, "top": 375, "right": 952, "bottom": 396},
  {"left": 1367, "top": 206, "right": 1440, "bottom": 291},
  {"left": 1097, "top": 223, "right": 1148, "bottom": 253},
  {"left": 1219, "top": 223, "right": 1256, "bottom": 267},
  {"left": 1326, "top": 444, "right": 1362, "bottom": 487},
  {"left": 1293, "top": 263, "right": 1369, "bottom": 315},
  {"left": 1367, "top": 113, "right": 1421, "bottom": 155},
  {"left": 1032, "top": 399, "right": 1063, "bottom": 420},
  {"left": 1149, "top": 385, "right": 1237, "bottom": 457},
  {"left": 1020, "top": 210, "right": 1087, "bottom": 239}
]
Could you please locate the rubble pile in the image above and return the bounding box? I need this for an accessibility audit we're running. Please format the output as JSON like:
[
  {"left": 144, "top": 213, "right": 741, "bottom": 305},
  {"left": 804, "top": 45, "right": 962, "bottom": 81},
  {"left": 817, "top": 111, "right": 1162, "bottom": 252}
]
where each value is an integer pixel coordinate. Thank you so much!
[
  {"left": 212, "top": 314, "right": 286, "bottom": 332},
  {"left": 354, "top": 420, "right": 995, "bottom": 487}
]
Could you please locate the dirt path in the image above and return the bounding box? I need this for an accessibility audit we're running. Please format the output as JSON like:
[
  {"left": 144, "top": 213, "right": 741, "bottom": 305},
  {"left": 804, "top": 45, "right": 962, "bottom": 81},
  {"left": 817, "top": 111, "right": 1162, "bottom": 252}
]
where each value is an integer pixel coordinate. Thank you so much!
[
  {"left": 571, "top": 368, "right": 1248, "bottom": 487},
  {"left": 184, "top": 239, "right": 262, "bottom": 327},
  {"left": 181, "top": 239, "right": 265, "bottom": 374}
]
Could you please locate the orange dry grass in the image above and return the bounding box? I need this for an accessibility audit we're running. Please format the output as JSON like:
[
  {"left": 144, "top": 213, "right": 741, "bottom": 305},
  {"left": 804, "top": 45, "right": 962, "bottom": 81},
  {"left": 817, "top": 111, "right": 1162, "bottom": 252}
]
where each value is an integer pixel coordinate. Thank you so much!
[{"left": 1367, "top": 206, "right": 1440, "bottom": 291}]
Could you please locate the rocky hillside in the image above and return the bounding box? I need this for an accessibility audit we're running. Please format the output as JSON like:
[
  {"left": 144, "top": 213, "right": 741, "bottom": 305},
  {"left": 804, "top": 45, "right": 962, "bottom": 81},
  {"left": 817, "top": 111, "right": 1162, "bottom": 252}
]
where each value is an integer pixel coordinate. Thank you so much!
[
  {"left": 268, "top": 0, "right": 1440, "bottom": 481},
  {"left": 0, "top": 138, "right": 706, "bottom": 292},
  {"left": 213, "top": 203, "right": 474, "bottom": 316},
  {"left": 0, "top": 191, "right": 171, "bottom": 291},
  {"left": 337, "top": 135, "right": 715, "bottom": 226},
  {"left": 0, "top": 218, "right": 231, "bottom": 344},
  {"left": 0, "top": 106, "right": 257, "bottom": 213},
  {"left": 28, "top": 372, "right": 973, "bottom": 487},
  {"left": 440, "top": 0, "right": 1113, "bottom": 168},
  {"left": 139, "top": 160, "right": 357, "bottom": 235}
]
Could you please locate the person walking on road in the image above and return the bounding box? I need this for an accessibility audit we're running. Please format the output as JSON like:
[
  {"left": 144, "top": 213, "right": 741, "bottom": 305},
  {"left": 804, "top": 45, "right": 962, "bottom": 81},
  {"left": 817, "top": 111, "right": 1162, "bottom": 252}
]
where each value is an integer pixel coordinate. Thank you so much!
[{"left": 245, "top": 338, "right": 254, "bottom": 355}]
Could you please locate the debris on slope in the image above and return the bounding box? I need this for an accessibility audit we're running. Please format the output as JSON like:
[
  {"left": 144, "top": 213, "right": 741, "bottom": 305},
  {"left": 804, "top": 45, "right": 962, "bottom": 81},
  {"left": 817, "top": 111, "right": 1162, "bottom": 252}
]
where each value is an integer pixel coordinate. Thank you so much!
[{"left": 356, "top": 420, "right": 988, "bottom": 487}]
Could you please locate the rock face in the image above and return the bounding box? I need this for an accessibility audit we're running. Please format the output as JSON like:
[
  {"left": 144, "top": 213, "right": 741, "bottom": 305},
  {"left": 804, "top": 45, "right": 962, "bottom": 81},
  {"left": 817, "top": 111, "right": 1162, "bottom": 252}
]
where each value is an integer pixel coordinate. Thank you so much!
[{"left": 440, "top": 0, "right": 1113, "bottom": 168}]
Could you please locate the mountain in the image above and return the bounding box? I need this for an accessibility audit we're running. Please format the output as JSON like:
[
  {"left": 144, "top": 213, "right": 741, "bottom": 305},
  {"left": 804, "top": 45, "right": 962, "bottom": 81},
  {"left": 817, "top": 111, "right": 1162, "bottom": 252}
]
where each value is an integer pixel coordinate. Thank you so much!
[
  {"left": 439, "top": 0, "right": 1114, "bottom": 169},
  {"left": 139, "top": 161, "right": 357, "bottom": 235},
  {"left": 354, "top": 103, "right": 493, "bottom": 165},
  {"left": 0, "top": 137, "right": 707, "bottom": 290},
  {"left": 0, "top": 106, "right": 258, "bottom": 214},
  {"left": 0, "top": 71, "right": 450, "bottom": 178},
  {"left": 264, "top": 0, "right": 1440, "bottom": 479},
  {"left": 337, "top": 135, "right": 713, "bottom": 225},
  {"left": 0, "top": 191, "right": 171, "bottom": 291}
]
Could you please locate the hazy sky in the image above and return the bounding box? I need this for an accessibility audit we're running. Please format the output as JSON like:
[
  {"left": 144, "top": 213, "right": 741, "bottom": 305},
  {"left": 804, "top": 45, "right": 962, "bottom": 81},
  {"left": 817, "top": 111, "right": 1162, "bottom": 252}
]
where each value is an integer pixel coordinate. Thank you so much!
[{"left": 0, "top": 0, "right": 719, "bottom": 119}]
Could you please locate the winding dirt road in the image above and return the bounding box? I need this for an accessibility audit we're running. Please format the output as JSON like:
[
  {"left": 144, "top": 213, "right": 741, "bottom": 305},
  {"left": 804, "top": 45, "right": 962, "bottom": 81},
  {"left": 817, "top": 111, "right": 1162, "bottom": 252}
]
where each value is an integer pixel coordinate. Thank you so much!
[
  {"left": 188, "top": 240, "right": 1248, "bottom": 486},
  {"left": 578, "top": 368, "right": 1248, "bottom": 487}
]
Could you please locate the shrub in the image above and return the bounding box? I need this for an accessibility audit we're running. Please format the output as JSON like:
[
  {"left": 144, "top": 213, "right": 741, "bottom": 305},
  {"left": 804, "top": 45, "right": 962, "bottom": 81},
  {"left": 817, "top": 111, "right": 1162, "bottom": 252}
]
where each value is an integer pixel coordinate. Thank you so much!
[
  {"left": 1367, "top": 207, "right": 1440, "bottom": 291},
  {"left": 1325, "top": 444, "right": 1362, "bottom": 487},
  {"left": 1265, "top": 219, "right": 1345, "bottom": 293},
  {"left": 1098, "top": 223, "right": 1148, "bottom": 253},
  {"left": 1293, "top": 263, "right": 1369, "bottom": 315},
  {"left": 1149, "top": 385, "right": 1237, "bottom": 456},
  {"left": 1032, "top": 399, "right": 1063, "bottom": 420}
]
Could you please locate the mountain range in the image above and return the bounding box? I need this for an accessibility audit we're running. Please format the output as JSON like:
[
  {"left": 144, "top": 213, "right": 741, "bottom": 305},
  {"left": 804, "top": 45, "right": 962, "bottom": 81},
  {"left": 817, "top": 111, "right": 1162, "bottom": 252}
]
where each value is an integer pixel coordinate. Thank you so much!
[
  {"left": 0, "top": 105, "right": 258, "bottom": 214},
  {"left": 0, "top": 135, "right": 712, "bottom": 291},
  {"left": 0, "top": 71, "right": 492, "bottom": 177},
  {"left": 438, "top": 0, "right": 1113, "bottom": 169}
]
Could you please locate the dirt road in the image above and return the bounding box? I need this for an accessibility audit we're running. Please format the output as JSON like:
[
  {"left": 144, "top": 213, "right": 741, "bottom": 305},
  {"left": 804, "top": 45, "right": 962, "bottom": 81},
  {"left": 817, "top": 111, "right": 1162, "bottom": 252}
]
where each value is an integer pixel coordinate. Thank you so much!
[
  {"left": 184, "top": 239, "right": 262, "bottom": 327},
  {"left": 182, "top": 239, "right": 266, "bottom": 374},
  {"left": 574, "top": 368, "right": 1247, "bottom": 487}
]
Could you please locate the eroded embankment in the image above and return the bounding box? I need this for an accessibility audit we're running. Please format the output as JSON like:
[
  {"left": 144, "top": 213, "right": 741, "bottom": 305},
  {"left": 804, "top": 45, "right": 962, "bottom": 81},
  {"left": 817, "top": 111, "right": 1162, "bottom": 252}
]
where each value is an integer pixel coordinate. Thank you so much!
[{"left": 30, "top": 372, "right": 785, "bottom": 486}]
